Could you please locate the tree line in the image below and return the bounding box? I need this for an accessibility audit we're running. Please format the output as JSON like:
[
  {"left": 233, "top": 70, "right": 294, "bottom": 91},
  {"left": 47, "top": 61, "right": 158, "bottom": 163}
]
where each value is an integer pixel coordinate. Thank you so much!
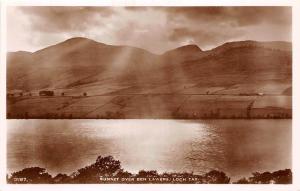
[{"left": 7, "top": 155, "right": 292, "bottom": 184}]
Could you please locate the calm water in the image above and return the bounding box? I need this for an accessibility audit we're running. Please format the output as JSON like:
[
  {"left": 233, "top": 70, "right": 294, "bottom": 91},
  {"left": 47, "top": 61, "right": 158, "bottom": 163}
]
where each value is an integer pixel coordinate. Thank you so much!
[{"left": 7, "top": 119, "right": 291, "bottom": 180}]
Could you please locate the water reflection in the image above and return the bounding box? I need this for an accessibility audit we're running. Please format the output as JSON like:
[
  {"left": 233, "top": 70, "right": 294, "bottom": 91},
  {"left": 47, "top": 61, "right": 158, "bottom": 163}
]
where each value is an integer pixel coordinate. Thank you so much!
[{"left": 7, "top": 119, "right": 291, "bottom": 180}]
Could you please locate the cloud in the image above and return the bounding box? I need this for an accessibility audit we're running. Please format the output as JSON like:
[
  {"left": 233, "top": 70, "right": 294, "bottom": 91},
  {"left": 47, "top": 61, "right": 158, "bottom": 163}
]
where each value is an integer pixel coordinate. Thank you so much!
[
  {"left": 168, "top": 27, "right": 243, "bottom": 48},
  {"left": 163, "top": 6, "right": 291, "bottom": 49},
  {"left": 165, "top": 6, "right": 291, "bottom": 27},
  {"left": 18, "top": 6, "right": 115, "bottom": 32},
  {"left": 7, "top": 6, "right": 292, "bottom": 53}
]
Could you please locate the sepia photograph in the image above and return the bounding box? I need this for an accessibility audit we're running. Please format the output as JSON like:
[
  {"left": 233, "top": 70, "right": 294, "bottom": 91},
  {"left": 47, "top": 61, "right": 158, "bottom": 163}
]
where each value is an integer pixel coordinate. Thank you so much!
[{"left": 5, "top": 5, "right": 293, "bottom": 184}]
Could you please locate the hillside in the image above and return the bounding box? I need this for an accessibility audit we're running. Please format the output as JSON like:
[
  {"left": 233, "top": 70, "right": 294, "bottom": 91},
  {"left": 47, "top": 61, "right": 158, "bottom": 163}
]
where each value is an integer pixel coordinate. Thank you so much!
[
  {"left": 7, "top": 38, "right": 291, "bottom": 91},
  {"left": 7, "top": 38, "right": 292, "bottom": 119},
  {"left": 7, "top": 37, "right": 161, "bottom": 90}
]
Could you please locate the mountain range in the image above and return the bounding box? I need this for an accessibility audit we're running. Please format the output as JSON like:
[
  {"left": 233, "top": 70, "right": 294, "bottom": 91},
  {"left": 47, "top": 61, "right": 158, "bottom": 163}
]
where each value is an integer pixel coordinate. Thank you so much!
[
  {"left": 7, "top": 37, "right": 292, "bottom": 95},
  {"left": 7, "top": 38, "right": 292, "bottom": 119}
]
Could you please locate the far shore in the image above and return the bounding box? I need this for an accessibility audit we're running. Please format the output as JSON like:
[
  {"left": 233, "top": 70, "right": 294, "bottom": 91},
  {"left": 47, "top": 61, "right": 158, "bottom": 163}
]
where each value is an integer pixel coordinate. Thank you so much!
[{"left": 7, "top": 93, "right": 291, "bottom": 119}]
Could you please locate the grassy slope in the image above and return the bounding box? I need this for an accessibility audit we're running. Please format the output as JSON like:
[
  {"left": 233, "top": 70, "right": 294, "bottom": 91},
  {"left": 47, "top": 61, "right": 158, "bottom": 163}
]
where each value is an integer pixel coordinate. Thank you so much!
[{"left": 7, "top": 39, "right": 292, "bottom": 119}]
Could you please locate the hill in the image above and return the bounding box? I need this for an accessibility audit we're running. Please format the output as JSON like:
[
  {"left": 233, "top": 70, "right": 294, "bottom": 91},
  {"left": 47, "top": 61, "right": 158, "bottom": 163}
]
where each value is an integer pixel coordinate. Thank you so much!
[
  {"left": 6, "top": 38, "right": 292, "bottom": 119},
  {"left": 7, "top": 38, "right": 291, "bottom": 92}
]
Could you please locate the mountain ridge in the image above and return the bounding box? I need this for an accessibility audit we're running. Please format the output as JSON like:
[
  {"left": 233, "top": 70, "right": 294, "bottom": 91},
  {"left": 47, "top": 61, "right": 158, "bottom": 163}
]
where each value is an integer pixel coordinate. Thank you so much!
[
  {"left": 7, "top": 37, "right": 292, "bottom": 55},
  {"left": 7, "top": 37, "right": 292, "bottom": 92}
]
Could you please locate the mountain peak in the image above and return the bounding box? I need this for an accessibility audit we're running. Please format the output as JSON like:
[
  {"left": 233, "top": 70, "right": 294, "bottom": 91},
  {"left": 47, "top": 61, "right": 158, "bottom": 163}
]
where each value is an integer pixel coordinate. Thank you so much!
[
  {"left": 62, "top": 37, "right": 97, "bottom": 44},
  {"left": 59, "top": 37, "right": 109, "bottom": 47},
  {"left": 164, "top": 44, "right": 202, "bottom": 56},
  {"left": 175, "top": 44, "right": 202, "bottom": 52},
  {"left": 33, "top": 37, "right": 108, "bottom": 54}
]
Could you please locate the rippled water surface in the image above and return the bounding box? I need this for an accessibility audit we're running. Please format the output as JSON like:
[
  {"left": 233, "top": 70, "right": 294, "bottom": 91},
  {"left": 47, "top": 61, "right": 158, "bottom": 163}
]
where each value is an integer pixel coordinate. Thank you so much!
[{"left": 7, "top": 119, "right": 291, "bottom": 180}]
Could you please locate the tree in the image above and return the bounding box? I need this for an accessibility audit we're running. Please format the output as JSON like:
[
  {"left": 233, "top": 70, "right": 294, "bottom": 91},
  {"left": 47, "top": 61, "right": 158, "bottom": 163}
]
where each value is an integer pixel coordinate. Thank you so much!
[
  {"left": 72, "top": 155, "right": 122, "bottom": 183},
  {"left": 234, "top": 177, "right": 249, "bottom": 184},
  {"left": 8, "top": 167, "right": 52, "bottom": 184},
  {"left": 115, "top": 170, "right": 133, "bottom": 178},
  {"left": 53, "top": 173, "right": 71, "bottom": 183},
  {"left": 94, "top": 155, "right": 122, "bottom": 175},
  {"left": 249, "top": 172, "right": 272, "bottom": 184},
  {"left": 271, "top": 169, "right": 292, "bottom": 184},
  {"left": 247, "top": 169, "right": 292, "bottom": 184},
  {"left": 203, "top": 170, "right": 230, "bottom": 184}
]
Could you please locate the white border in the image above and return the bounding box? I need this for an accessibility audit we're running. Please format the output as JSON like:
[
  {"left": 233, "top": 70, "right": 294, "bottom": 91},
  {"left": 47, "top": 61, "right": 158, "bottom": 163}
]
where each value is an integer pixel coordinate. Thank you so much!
[
  {"left": 0, "top": 0, "right": 296, "bottom": 6},
  {"left": 1, "top": 1, "right": 299, "bottom": 191},
  {"left": 292, "top": 0, "right": 300, "bottom": 189},
  {"left": 0, "top": 0, "right": 7, "bottom": 188}
]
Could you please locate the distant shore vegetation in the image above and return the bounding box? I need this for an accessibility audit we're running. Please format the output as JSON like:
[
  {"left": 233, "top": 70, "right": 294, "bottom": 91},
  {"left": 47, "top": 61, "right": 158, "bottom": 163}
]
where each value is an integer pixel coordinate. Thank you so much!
[
  {"left": 7, "top": 155, "right": 292, "bottom": 184},
  {"left": 7, "top": 111, "right": 292, "bottom": 119},
  {"left": 7, "top": 91, "right": 291, "bottom": 120}
]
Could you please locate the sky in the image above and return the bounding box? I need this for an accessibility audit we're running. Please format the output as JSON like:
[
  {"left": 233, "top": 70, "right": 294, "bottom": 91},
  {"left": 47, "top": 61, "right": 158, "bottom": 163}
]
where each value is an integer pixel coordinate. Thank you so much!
[{"left": 7, "top": 6, "right": 292, "bottom": 54}]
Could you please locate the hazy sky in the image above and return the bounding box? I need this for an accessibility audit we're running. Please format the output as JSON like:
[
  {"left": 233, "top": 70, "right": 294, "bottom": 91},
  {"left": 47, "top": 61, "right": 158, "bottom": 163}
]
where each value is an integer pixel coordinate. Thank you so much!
[{"left": 7, "top": 6, "right": 291, "bottom": 54}]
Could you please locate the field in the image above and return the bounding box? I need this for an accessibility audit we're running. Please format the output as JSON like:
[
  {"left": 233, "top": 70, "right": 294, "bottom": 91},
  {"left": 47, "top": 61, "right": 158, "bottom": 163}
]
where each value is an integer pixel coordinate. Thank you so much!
[{"left": 7, "top": 91, "right": 292, "bottom": 119}]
